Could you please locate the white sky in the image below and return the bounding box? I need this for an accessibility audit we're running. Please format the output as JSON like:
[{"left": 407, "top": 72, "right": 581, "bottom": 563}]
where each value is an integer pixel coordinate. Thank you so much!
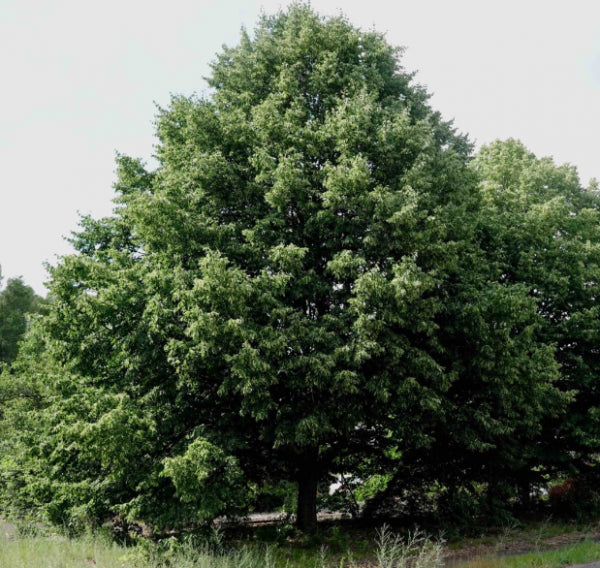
[{"left": 1, "top": 0, "right": 599, "bottom": 296}]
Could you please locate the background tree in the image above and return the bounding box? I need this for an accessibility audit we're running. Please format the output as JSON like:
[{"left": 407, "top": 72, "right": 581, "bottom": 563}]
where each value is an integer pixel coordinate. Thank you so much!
[
  {"left": 362, "top": 141, "right": 596, "bottom": 525},
  {"left": 0, "top": 273, "right": 45, "bottom": 369},
  {"left": 472, "top": 140, "right": 600, "bottom": 483}
]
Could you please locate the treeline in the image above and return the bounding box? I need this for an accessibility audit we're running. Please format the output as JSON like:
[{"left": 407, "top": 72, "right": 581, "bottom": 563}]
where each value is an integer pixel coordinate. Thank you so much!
[{"left": 1, "top": 5, "right": 600, "bottom": 534}]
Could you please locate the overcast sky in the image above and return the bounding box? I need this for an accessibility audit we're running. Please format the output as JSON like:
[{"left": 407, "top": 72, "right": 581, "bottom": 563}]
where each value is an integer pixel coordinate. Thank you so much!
[{"left": 1, "top": 0, "right": 599, "bottom": 295}]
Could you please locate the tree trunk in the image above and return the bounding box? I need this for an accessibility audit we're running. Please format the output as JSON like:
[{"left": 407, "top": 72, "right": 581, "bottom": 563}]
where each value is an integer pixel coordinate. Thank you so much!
[{"left": 296, "top": 467, "right": 319, "bottom": 532}]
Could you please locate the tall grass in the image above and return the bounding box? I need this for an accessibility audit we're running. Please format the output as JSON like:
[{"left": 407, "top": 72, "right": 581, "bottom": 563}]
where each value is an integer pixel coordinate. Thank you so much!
[
  {"left": 1, "top": 526, "right": 440, "bottom": 568},
  {"left": 8, "top": 523, "right": 599, "bottom": 568},
  {"left": 0, "top": 532, "right": 125, "bottom": 568},
  {"left": 0, "top": 535, "right": 291, "bottom": 568},
  {"left": 376, "top": 526, "right": 444, "bottom": 568},
  {"left": 0, "top": 531, "right": 302, "bottom": 568}
]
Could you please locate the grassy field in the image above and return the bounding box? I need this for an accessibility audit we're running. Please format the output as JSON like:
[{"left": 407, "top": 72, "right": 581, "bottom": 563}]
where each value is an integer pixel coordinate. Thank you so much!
[{"left": 2, "top": 522, "right": 600, "bottom": 568}]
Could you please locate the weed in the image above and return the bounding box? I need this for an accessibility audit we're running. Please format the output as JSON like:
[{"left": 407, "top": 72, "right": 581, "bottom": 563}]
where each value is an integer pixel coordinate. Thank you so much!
[{"left": 376, "top": 525, "right": 444, "bottom": 568}]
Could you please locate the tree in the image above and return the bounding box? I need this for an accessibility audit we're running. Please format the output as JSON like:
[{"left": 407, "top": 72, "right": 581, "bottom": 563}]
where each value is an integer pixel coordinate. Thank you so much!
[
  {"left": 1, "top": 7, "right": 549, "bottom": 532},
  {"left": 362, "top": 142, "right": 585, "bottom": 524},
  {"left": 472, "top": 139, "right": 600, "bottom": 480},
  {"left": 0, "top": 274, "right": 44, "bottom": 369}
]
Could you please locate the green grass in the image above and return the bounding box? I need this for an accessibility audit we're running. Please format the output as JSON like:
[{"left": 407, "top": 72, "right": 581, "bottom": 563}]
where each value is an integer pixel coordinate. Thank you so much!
[
  {"left": 0, "top": 529, "right": 365, "bottom": 568},
  {"left": 0, "top": 532, "right": 331, "bottom": 568},
  {"left": 457, "top": 540, "right": 600, "bottom": 568},
  {"left": 1, "top": 523, "right": 600, "bottom": 568},
  {"left": 0, "top": 533, "right": 126, "bottom": 568},
  {"left": 0, "top": 525, "right": 438, "bottom": 568}
]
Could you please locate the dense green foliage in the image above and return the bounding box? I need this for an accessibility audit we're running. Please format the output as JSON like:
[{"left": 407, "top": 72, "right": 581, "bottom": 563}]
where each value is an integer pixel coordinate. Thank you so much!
[
  {"left": 475, "top": 141, "right": 600, "bottom": 464},
  {"left": 378, "top": 141, "right": 600, "bottom": 525},
  {"left": 1, "top": 5, "right": 480, "bottom": 531},
  {"left": 366, "top": 140, "right": 600, "bottom": 524},
  {"left": 1, "top": 5, "right": 600, "bottom": 535},
  {"left": 0, "top": 272, "right": 44, "bottom": 369}
]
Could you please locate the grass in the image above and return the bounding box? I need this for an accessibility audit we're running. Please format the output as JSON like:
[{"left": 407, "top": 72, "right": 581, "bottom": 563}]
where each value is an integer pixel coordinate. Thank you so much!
[
  {"left": 0, "top": 533, "right": 126, "bottom": 568},
  {"left": 0, "top": 521, "right": 599, "bottom": 568},
  {"left": 0, "top": 530, "right": 340, "bottom": 568},
  {"left": 0, "top": 525, "right": 409, "bottom": 568},
  {"left": 458, "top": 540, "right": 600, "bottom": 568}
]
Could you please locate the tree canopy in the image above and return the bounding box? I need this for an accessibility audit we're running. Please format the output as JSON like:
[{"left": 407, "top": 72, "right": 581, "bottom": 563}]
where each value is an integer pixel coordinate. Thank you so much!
[
  {"left": 1, "top": 6, "right": 599, "bottom": 534},
  {"left": 473, "top": 139, "right": 600, "bottom": 474},
  {"left": 0, "top": 5, "right": 483, "bottom": 531}
]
